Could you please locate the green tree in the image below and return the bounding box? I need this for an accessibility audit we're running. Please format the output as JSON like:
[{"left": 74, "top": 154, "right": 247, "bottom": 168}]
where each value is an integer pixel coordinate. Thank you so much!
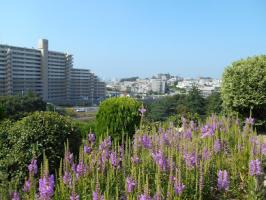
[
  {"left": 146, "top": 95, "right": 186, "bottom": 121},
  {"left": 206, "top": 90, "right": 222, "bottom": 115},
  {"left": 185, "top": 85, "right": 206, "bottom": 116},
  {"left": 221, "top": 55, "right": 266, "bottom": 130},
  {"left": 0, "top": 92, "right": 46, "bottom": 120},
  {"left": 96, "top": 97, "right": 141, "bottom": 141}
]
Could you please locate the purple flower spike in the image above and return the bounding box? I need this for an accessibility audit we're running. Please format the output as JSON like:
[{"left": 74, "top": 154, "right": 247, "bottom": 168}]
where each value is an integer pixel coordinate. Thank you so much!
[
  {"left": 141, "top": 134, "right": 152, "bottom": 149},
  {"left": 183, "top": 152, "right": 196, "bottom": 169},
  {"left": 11, "top": 192, "right": 20, "bottom": 200},
  {"left": 217, "top": 170, "right": 229, "bottom": 191},
  {"left": 201, "top": 124, "right": 215, "bottom": 138},
  {"left": 28, "top": 159, "right": 38, "bottom": 175},
  {"left": 138, "top": 194, "right": 152, "bottom": 200},
  {"left": 23, "top": 179, "right": 31, "bottom": 192},
  {"left": 131, "top": 156, "right": 141, "bottom": 165},
  {"left": 92, "top": 191, "right": 104, "bottom": 200},
  {"left": 126, "top": 177, "right": 136, "bottom": 193},
  {"left": 139, "top": 106, "right": 146, "bottom": 116},
  {"left": 76, "top": 161, "right": 86, "bottom": 178},
  {"left": 84, "top": 145, "right": 92, "bottom": 154},
  {"left": 245, "top": 117, "right": 255, "bottom": 125},
  {"left": 88, "top": 133, "right": 96, "bottom": 143},
  {"left": 70, "top": 192, "right": 80, "bottom": 200},
  {"left": 214, "top": 139, "right": 221, "bottom": 153},
  {"left": 174, "top": 182, "right": 185, "bottom": 195},
  {"left": 151, "top": 151, "right": 167, "bottom": 171},
  {"left": 39, "top": 174, "right": 55, "bottom": 200},
  {"left": 249, "top": 159, "right": 261, "bottom": 176},
  {"left": 261, "top": 143, "right": 266, "bottom": 155},
  {"left": 63, "top": 171, "right": 72, "bottom": 186}
]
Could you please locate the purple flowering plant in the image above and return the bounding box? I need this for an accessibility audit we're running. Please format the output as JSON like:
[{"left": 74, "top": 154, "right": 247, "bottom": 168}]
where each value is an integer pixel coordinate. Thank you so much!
[{"left": 6, "top": 115, "right": 265, "bottom": 199}]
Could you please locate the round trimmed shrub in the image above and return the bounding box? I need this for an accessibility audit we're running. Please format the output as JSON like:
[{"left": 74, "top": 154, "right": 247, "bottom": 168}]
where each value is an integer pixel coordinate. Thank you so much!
[
  {"left": 2, "top": 111, "right": 81, "bottom": 184},
  {"left": 96, "top": 97, "right": 141, "bottom": 140},
  {"left": 221, "top": 55, "right": 266, "bottom": 130}
]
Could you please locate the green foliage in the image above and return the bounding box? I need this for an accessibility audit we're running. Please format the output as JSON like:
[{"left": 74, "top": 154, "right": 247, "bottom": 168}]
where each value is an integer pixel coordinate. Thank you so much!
[
  {"left": 166, "top": 112, "right": 201, "bottom": 127},
  {"left": 146, "top": 86, "right": 207, "bottom": 122},
  {"left": 0, "top": 92, "right": 46, "bottom": 120},
  {"left": 185, "top": 85, "right": 206, "bottom": 116},
  {"left": 206, "top": 90, "right": 222, "bottom": 115},
  {"left": 75, "top": 120, "right": 96, "bottom": 138},
  {"left": 146, "top": 95, "right": 186, "bottom": 121},
  {"left": 221, "top": 55, "right": 266, "bottom": 130},
  {"left": 0, "top": 111, "right": 81, "bottom": 185},
  {"left": 96, "top": 97, "right": 141, "bottom": 140}
]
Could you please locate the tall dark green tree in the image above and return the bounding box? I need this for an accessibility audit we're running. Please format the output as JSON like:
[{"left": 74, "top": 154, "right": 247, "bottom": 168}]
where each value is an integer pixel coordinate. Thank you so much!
[
  {"left": 185, "top": 85, "right": 206, "bottom": 116},
  {"left": 206, "top": 90, "right": 222, "bottom": 115}
]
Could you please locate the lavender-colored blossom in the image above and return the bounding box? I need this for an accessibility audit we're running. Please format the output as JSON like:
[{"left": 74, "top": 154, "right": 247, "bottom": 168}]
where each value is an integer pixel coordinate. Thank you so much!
[
  {"left": 261, "top": 143, "right": 266, "bottom": 155},
  {"left": 99, "top": 136, "right": 112, "bottom": 150},
  {"left": 153, "top": 192, "right": 162, "bottom": 200},
  {"left": 138, "top": 194, "right": 152, "bottom": 200},
  {"left": 63, "top": 171, "right": 72, "bottom": 186},
  {"left": 110, "top": 151, "right": 121, "bottom": 169},
  {"left": 84, "top": 145, "right": 92, "bottom": 154},
  {"left": 126, "top": 177, "right": 136, "bottom": 193},
  {"left": 88, "top": 133, "right": 96, "bottom": 143},
  {"left": 65, "top": 152, "right": 74, "bottom": 164},
  {"left": 141, "top": 135, "right": 152, "bottom": 149},
  {"left": 161, "top": 133, "right": 170, "bottom": 146},
  {"left": 214, "top": 139, "right": 221, "bottom": 153},
  {"left": 23, "top": 179, "right": 31, "bottom": 192},
  {"left": 217, "top": 170, "right": 229, "bottom": 191},
  {"left": 11, "top": 192, "right": 20, "bottom": 200},
  {"left": 184, "top": 129, "right": 192, "bottom": 140},
  {"left": 183, "top": 152, "right": 197, "bottom": 169},
  {"left": 28, "top": 159, "right": 38, "bottom": 175},
  {"left": 202, "top": 148, "right": 211, "bottom": 160},
  {"left": 76, "top": 161, "right": 86, "bottom": 178},
  {"left": 39, "top": 174, "right": 55, "bottom": 200},
  {"left": 245, "top": 117, "right": 255, "bottom": 125},
  {"left": 139, "top": 106, "right": 146, "bottom": 116},
  {"left": 70, "top": 193, "right": 80, "bottom": 200},
  {"left": 174, "top": 182, "right": 185, "bottom": 195},
  {"left": 92, "top": 191, "right": 104, "bottom": 200},
  {"left": 249, "top": 159, "right": 261, "bottom": 176},
  {"left": 151, "top": 151, "right": 167, "bottom": 171},
  {"left": 131, "top": 156, "right": 141, "bottom": 165},
  {"left": 201, "top": 124, "right": 215, "bottom": 138}
]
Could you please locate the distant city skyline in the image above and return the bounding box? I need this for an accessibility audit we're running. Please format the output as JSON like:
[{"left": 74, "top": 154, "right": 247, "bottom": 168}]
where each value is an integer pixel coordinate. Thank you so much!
[{"left": 1, "top": 1, "right": 266, "bottom": 80}]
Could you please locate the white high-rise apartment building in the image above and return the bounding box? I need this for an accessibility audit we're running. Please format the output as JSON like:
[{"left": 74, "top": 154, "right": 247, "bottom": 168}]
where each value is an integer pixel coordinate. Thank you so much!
[{"left": 0, "top": 39, "right": 106, "bottom": 105}]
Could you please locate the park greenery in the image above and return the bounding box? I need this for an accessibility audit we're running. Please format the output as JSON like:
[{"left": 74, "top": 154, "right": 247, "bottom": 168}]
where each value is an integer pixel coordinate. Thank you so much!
[
  {"left": 96, "top": 97, "right": 141, "bottom": 141},
  {"left": 0, "top": 55, "right": 265, "bottom": 199},
  {"left": 221, "top": 55, "right": 266, "bottom": 131}
]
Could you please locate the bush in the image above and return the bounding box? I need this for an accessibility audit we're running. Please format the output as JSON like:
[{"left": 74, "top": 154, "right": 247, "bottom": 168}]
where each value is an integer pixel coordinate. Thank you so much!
[
  {"left": 96, "top": 97, "right": 141, "bottom": 141},
  {"left": 0, "top": 92, "right": 46, "bottom": 120},
  {"left": 0, "top": 111, "right": 81, "bottom": 185},
  {"left": 221, "top": 55, "right": 266, "bottom": 131},
  {"left": 75, "top": 120, "right": 96, "bottom": 138}
]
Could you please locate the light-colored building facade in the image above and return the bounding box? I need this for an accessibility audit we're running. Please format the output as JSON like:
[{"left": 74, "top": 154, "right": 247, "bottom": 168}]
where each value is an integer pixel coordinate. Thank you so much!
[
  {"left": 151, "top": 79, "right": 166, "bottom": 94},
  {"left": 0, "top": 39, "right": 106, "bottom": 105}
]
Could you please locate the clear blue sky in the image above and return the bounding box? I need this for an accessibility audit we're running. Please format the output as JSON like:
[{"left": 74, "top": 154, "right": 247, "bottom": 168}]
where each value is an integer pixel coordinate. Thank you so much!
[{"left": 0, "top": 1, "right": 265, "bottom": 80}]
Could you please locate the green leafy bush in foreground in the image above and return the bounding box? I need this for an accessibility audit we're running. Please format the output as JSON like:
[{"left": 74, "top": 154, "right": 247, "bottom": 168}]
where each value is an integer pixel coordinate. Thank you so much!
[
  {"left": 96, "top": 97, "right": 141, "bottom": 141},
  {"left": 0, "top": 111, "right": 81, "bottom": 188}
]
